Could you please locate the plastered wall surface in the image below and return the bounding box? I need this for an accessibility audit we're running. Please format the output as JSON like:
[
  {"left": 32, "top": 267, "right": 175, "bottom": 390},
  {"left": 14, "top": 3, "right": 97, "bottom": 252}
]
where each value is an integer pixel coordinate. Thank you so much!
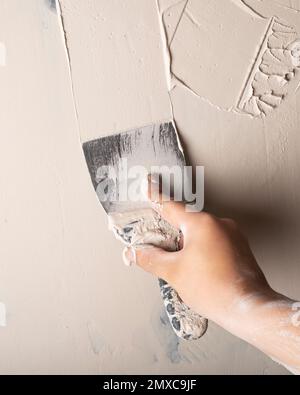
[{"left": 0, "top": 0, "right": 299, "bottom": 374}]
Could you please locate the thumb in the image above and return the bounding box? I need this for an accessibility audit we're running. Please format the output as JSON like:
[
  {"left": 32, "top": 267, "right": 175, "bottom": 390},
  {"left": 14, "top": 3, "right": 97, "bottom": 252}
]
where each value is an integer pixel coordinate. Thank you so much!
[{"left": 123, "top": 246, "right": 179, "bottom": 281}]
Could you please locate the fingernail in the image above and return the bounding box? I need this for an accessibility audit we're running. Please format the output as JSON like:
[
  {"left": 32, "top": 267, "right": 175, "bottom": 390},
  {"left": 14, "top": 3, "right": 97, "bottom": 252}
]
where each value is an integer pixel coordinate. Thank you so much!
[{"left": 123, "top": 247, "right": 136, "bottom": 267}]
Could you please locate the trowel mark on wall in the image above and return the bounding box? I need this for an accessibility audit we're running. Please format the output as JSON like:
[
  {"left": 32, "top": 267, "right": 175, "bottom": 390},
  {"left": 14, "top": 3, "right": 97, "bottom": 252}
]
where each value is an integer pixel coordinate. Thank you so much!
[
  {"left": 238, "top": 18, "right": 300, "bottom": 117},
  {"left": 272, "top": 0, "right": 300, "bottom": 13},
  {"left": 239, "top": 0, "right": 267, "bottom": 18},
  {"left": 45, "top": 0, "right": 57, "bottom": 12},
  {"left": 168, "top": 0, "right": 272, "bottom": 111},
  {"left": 150, "top": 305, "right": 183, "bottom": 364},
  {"left": 87, "top": 321, "right": 105, "bottom": 355},
  {"left": 159, "top": 310, "right": 182, "bottom": 364},
  {"left": 161, "top": 0, "right": 188, "bottom": 44}
]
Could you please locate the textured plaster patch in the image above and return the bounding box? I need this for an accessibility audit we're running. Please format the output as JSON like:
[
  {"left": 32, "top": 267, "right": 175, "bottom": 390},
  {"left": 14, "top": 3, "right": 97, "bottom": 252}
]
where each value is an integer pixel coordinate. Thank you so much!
[
  {"left": 162, "top": 0, "right": 300, "bottom": 117},
  {"left": 239, "top": 19, "right": 300, "bottom": 117},
  {"left": 169, "top": 0, "right": 269, "bottom": 110}
]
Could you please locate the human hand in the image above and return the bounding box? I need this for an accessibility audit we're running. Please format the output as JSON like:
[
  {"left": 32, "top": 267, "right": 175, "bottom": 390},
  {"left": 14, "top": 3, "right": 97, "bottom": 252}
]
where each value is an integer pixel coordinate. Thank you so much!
[
  {"left": 123, "top": 177, "right": 300, "bottom": 374},
  {"left": 123, "top": 178, "right": 275, "bottom": 328}
]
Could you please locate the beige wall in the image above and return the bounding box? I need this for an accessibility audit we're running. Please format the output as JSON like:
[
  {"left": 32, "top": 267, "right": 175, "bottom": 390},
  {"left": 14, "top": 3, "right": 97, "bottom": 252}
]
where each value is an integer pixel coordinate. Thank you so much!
[{"left": 0, "top": 0, "right": 299, "bottom": 374}]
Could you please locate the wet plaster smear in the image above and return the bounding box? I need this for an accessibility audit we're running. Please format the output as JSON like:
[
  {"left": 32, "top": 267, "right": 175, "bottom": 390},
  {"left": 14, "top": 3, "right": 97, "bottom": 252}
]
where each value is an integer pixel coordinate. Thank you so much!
[{"left": 0, "top": 0, "right": 299, "bottom": 374}]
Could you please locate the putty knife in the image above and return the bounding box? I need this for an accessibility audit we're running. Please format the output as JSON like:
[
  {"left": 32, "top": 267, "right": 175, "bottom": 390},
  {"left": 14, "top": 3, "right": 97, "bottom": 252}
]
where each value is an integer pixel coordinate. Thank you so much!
[{"left": 82, "top": 121, "right": 208, "bottom": 340}]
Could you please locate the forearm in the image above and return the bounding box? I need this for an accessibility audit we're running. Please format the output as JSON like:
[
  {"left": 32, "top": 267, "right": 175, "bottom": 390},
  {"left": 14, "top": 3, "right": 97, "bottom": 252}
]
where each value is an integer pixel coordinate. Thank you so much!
[{"left": 218, "top": 290, "right": 300, "bottom": 374}]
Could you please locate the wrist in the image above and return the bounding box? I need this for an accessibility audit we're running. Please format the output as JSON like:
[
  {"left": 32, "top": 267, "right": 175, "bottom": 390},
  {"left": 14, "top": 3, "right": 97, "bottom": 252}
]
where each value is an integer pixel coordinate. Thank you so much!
[{"left": 216, "top": 287, "right": 280, "bottom": 336}]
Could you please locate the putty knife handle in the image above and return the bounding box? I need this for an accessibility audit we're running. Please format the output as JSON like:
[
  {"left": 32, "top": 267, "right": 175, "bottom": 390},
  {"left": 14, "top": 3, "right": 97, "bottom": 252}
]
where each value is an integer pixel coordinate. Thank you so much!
[{"left": 158, "top": 279, "right": 208, "bottom": 341}]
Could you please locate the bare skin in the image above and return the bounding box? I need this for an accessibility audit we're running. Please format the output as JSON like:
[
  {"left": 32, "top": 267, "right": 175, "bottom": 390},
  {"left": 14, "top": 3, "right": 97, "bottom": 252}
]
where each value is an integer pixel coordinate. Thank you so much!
[{"left": 123, "top": 179, "right": 300, "bottom": 374}]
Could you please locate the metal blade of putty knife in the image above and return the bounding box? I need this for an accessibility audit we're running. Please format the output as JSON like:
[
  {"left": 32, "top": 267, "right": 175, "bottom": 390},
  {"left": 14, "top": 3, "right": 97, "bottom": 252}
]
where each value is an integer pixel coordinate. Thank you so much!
[{"left": 82, "top": 121, "right": 208, "bottom": 340}]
